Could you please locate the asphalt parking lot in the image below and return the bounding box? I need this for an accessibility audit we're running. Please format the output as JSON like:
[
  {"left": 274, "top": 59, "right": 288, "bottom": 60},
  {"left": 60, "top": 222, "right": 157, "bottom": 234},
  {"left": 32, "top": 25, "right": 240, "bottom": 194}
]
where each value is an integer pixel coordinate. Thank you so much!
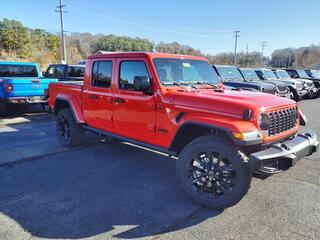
[{"left": 0, "top": 100, "right": 319, "bottom": 240}]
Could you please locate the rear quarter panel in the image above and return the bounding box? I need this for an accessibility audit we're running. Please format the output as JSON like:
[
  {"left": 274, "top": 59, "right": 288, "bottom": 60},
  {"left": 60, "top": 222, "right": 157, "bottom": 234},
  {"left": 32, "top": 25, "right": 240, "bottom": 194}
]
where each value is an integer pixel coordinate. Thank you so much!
[{"left": 49, "top": 82, "right": 84, "bottom": 122}]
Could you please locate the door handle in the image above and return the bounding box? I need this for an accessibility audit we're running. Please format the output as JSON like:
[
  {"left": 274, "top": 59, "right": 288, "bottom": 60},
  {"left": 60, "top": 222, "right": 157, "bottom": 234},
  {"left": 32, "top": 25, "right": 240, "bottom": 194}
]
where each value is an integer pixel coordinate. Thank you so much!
[
  {"left": 114, "top": 98, "right": 125, "bottom": 103},
  {"left": 89, "top": 94, "right": 98, "bottom": 99}
]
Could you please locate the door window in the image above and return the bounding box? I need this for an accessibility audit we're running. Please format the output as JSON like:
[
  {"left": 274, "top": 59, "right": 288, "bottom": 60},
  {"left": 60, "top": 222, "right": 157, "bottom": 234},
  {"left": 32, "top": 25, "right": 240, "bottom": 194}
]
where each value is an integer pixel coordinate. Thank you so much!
[
  {"left": 92, "top": 61, "right": 112, "bottom": 88},
  {"left": 119, "top": 61, "right": 149, "bottom": 90}
]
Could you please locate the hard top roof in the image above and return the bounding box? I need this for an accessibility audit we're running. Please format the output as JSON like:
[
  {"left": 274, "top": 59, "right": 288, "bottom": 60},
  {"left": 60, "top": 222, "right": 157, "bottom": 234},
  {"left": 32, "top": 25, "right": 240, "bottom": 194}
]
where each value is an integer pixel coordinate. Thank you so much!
[{"left": 88, "top": 51, "right": 207, "bottom": 61}]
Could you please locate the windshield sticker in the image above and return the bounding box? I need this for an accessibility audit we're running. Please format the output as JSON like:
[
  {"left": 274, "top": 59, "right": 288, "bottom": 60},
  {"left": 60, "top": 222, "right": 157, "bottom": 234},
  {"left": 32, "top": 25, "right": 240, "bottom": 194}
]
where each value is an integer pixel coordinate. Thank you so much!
[{"left": 183, "top": 62, "right": 191, "bottom": 68}]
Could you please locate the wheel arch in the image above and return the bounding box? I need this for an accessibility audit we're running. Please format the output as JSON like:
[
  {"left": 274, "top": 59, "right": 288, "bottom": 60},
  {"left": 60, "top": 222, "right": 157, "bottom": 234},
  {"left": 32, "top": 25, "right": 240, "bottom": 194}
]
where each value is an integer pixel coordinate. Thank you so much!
[
  {"left": 54, "top": 95, "right": 85, "bottom": 123},
  {"left": 169, "top": 121, "right": 235, "bottom": 156}
]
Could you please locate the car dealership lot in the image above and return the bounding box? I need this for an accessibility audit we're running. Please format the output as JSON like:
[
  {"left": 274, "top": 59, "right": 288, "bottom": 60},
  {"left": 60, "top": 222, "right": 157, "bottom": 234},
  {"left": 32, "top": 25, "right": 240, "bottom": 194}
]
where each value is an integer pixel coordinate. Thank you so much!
[{"left": 0, "top": 100, "right": 319, "bottom": 240}]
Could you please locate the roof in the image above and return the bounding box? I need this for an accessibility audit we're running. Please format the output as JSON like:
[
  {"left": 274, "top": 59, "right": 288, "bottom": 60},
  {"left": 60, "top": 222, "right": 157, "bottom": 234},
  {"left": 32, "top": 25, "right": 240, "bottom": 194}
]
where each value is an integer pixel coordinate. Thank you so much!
[
  {"left": 213, "top": 65, "right": 237, "bottom": 68},
  {"left": 48, "top": 64, "right": 85, "bottom": 68},
  {"left": 88, "top": 51, "right": 207, "bottom": 61},
  {"left": 0, "top": 61, "right": 38, "bottom": 66}
]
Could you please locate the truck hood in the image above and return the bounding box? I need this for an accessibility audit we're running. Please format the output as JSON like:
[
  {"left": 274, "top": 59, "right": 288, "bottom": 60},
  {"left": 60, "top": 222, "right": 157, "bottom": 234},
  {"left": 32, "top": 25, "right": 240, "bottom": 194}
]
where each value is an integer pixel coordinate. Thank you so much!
[{"left": 171, "top": 88, "right": 295, "bottom": 118}]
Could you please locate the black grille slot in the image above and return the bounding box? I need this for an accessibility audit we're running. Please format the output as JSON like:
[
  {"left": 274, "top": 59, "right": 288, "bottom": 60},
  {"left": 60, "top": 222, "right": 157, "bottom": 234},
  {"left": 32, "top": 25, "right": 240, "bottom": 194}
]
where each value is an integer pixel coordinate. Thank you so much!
[{"left": 268, "top": 107, "right": 298, "bottom": 136}]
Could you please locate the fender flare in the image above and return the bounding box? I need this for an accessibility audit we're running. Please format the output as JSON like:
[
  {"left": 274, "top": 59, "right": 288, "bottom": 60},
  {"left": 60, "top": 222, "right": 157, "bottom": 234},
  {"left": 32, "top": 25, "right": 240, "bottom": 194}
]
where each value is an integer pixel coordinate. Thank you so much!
[{"left": 54, "top": 94, "right": 85, "bottom": 123}]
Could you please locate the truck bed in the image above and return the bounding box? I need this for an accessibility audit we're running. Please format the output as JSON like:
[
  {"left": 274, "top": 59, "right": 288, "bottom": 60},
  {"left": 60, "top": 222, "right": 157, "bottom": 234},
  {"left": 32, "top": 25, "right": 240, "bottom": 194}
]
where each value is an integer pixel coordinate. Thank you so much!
[{"left": 48, "top": 81, "right": 83, "bottom": 110}]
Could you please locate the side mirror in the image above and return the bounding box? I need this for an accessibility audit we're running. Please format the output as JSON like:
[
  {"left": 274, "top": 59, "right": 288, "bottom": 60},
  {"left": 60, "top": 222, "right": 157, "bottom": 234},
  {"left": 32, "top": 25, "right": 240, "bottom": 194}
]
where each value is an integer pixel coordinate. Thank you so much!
[
  {"left": 42, "top": 71, "right": 47, "bottom": 77},
  {"left": 134, "top": 76, "right": 151, "bottom": 94}
]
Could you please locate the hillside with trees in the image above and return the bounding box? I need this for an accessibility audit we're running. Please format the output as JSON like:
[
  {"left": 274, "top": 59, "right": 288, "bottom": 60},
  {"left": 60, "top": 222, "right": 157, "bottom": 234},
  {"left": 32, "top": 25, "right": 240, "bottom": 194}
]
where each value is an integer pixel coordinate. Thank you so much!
[{"left": 0, "top": 18, "right": 319, "bottom": 69}]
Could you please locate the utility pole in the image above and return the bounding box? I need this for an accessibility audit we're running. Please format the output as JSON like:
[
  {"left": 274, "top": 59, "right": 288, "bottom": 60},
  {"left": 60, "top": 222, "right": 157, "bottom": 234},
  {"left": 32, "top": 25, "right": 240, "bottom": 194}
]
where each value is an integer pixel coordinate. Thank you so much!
[
  {"left": 245, "top": 43, "right": 248, "bottom": 67},
  {"left": 233, "top": 30, "right": 240, "bottom": 66},
  {"left": 260, "top": 41, "right": 267, "bottom": 66},
  {"left": 56, "top": 0, "right": 67, "bottom": 63}
]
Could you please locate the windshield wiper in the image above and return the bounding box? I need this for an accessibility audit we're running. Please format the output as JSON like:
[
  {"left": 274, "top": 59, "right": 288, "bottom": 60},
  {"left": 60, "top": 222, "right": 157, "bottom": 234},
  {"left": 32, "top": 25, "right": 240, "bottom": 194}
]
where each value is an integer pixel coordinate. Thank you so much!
[
  {"left": 163, "top": 81, "right": 198, "bottom": 89},
  {"left": 194, "top": 81, "right": 220, "bottom": 88}
]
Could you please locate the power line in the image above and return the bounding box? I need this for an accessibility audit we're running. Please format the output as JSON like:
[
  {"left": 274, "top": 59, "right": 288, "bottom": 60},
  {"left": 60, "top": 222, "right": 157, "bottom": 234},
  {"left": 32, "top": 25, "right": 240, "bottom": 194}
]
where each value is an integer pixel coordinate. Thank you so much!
[
  {"left": 233, "top": 30, "right": 240, "bottom": 66},
  {"left": 56, "top": 0, "right": 67, "bottom": 64},
  {"left": 70, "top": 6, "right": 232, "bottom": 39}
]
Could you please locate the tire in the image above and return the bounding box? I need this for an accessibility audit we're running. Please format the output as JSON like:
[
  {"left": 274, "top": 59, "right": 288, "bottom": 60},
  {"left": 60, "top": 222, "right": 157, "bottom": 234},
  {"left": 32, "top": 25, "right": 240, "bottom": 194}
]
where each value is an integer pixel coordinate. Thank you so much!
[
  {"left": 292, "top": 91, "right": 302, "bottom": 102},
  {"left": 176, "top": 135, "right": 251, "bottom": 209},
  {"left": 0, "top": 102, "right": 8, "bottom": 117},
  {"left": 56, "top": 108, "right": 84, "bottom": 147}
]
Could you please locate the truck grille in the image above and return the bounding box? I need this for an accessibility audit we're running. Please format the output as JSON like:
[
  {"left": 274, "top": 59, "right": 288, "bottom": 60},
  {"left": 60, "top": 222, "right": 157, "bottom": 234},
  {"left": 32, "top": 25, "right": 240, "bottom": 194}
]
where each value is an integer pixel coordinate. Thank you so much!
[
  {"left": 296, "top": 82, "right": 303, "bottom": 90},
  {"left": 263, "top": 87, "right": 277, "bottom": 95},
  {"left": 277, "top": 85, "right": 287, "bottom": 92},
  {"left": 268, "top": 107, "right": 298, "bottom": 136}
]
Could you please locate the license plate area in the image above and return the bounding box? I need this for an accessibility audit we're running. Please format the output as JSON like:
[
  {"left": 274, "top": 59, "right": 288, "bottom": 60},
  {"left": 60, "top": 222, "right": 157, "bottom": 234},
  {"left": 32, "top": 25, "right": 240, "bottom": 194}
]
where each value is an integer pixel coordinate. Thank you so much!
[{"left": 26, "top": 96, "right": 45, "bottom": 103}]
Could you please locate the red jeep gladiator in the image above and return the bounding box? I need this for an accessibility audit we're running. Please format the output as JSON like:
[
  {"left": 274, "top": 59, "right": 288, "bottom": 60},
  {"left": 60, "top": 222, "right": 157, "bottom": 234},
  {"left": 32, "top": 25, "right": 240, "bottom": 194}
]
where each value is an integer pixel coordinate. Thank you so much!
[{"left": 49, "top": 52, "right": 318, "bottom": 209}]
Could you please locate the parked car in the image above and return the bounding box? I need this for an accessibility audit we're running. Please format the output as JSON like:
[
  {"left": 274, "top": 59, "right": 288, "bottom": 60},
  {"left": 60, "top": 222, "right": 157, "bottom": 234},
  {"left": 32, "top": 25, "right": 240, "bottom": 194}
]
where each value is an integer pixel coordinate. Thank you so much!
[
  {"left": 273, "top": 69, "right": 316, "bottom": 99},
  {"left": 48, "top": 52, "right": 318, "bottom": 209},
  {"left": 43, "top": 64, "right": 85, "bottom": 82},
  {"left": 253, "top": 68, "right": 293, "bottom": 99},
  {"left": 0, "top": 62, "right": 58, "bottom": 115},
  {"left": 285, "top": 69, "right": 320, "bottom": 94},
  {"left": 305, "top": 69, "right": 320, "bottom": 80},
  {"left": 212, "top": 65, "right": 277, "bottom": 94}
]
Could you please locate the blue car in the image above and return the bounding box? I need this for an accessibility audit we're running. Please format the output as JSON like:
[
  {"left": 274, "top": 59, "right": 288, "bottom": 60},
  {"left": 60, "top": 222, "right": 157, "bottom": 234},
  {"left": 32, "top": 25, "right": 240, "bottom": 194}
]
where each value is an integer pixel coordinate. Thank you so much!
[{"left": 0, "top": 62, "right": 58, "bottom": 115}]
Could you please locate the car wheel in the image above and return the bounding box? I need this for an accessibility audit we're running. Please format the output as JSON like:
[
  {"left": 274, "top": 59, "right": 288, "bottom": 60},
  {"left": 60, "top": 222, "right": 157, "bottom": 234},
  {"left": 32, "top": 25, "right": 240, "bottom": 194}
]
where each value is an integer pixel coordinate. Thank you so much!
[
  {"left": 0, "top": 102, "right": 8, "bottom": 116},
  {"left": 176, "top": 135, "right": 251, "bottom": 209},
  {"left": 56, "top": 108, "right": 84, "bottom": 147}
]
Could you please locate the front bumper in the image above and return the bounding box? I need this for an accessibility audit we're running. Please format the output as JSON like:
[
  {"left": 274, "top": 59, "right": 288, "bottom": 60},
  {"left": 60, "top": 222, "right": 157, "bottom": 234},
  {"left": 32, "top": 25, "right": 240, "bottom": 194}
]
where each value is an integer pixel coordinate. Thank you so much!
[
  {"left": 305, "top": 87, "right": 318, "bottom": 97},
  {"left": 249, "top": 130, "right": 319, "bottom": 174},
  {"left": 296, "top": 89, "right": 308, "bottom": 97},
  {"left": 277, "top": 91, "right": 293, "bottom": 99}
]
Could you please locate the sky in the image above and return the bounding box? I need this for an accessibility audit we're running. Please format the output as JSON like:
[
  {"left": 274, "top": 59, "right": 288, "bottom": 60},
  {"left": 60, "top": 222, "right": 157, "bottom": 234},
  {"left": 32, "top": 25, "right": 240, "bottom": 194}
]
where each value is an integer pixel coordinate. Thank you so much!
[{"left": 0, "top": 0, "right": 319, "bottom": 56}]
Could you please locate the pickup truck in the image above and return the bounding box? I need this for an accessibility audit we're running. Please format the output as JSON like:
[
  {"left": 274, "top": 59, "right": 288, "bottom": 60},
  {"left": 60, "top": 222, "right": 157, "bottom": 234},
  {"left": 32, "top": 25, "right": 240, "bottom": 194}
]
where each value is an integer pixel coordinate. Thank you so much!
[
  {"left": 253, "top": 68, "right": 293, "bottom": 98},
  {"left": 49, "top": 52, "right": 318, "bottom": 209},
  {"left": 43, "top": 64, "right": 85, "bottom": 82},
  {"left": 305, "top": 69, "right": 320, "bottom": 80},
  {"left": 273, "top": 69, "right": 313, "bottom": 100},
  {"left": 285, "top": 69, "right": 320, "bottom": 96},
  {"left": 0, "top": 62, "right": 58, "bottom": 115},
  {"left": 212, "top": 65, "right": 277, "bottom": 94}
]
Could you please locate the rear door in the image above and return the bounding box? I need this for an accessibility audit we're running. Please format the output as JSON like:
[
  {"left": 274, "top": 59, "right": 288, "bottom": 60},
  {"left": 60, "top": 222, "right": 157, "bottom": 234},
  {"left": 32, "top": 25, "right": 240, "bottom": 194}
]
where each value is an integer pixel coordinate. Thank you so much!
[
  {"left": 82, "top": 59, "right": 114, "bottom": 131},
  {"left": 113, "top": 59, "right": 156, "bottom": 141}
]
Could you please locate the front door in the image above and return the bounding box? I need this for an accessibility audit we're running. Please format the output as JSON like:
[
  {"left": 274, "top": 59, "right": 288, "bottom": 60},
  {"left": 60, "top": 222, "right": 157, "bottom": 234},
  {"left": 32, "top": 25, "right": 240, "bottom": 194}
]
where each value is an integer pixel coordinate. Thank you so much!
[
  {"left": 82, "top": 60, "right": 114, "bottom": 131},
  {"left": 113, "top": 59, "right": 156, "bottom": 141}
]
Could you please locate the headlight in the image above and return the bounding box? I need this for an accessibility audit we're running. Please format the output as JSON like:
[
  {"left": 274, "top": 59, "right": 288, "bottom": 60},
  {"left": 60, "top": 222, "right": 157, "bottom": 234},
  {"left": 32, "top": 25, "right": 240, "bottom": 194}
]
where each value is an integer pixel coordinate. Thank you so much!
[{"left": 258, "top": 113, "right": 271, "bottom": 131}]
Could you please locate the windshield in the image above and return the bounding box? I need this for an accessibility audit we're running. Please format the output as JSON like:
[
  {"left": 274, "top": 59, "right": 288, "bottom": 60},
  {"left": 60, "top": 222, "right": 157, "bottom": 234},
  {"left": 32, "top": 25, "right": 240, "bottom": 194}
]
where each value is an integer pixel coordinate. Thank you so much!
[
  {"left": 276, "top": 70, "right": 290, "bottom": 79},
  {"left": 67, "top": 66, "right": 84, "bottom": 79},
  {"left": 45, "top": 65, "right": 66, "bottom": 79},
  {"left": 153, "top": 58, "right": 221, "bottom": 85},
  {"left": 310, "top": 70, "right": 320, "bottom": 78},
  {"left": 297, "top": 70, "right": 309, "bottom": 78},
  {"left": 240, "top": 69, "right": 260, "bottom": 81},
  {"left": 0, "top": 64, "right": 38, "bottom": 77},
  {"left": 215, "top": 66, "right": 244, "bottom": 82},
  {"left": 261, "top": 69, "right": 277, "bottom": 79}
]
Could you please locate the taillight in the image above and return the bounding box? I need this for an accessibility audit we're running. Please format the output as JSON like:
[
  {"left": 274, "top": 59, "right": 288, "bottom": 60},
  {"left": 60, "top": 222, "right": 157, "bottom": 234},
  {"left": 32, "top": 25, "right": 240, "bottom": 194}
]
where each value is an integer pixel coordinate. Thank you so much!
[{"left": 4, "top": 83, "right": 13, "bottom": 92}]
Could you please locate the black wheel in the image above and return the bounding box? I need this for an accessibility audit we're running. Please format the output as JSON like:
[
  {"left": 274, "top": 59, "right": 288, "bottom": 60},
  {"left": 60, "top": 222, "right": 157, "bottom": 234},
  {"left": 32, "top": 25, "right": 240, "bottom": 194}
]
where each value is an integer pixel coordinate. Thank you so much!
[
  {"left": 0, "top": 102, "right": 8, "bottom": 117},
  {"left": 56, "top": 108, "right": 84, "bottom": 147},
  {"left": 176, "top": 135, "right": 251, "bottom": 209},
  {"left": 292, "top": 91, "right": 302, "bottom": 102}
]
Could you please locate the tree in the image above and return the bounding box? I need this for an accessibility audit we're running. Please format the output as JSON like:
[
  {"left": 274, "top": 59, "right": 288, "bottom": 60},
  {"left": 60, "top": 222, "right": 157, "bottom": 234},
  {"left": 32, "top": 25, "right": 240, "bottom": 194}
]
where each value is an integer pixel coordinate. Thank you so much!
[{"left": 0, "top": 18, "right": 30, "bottom": 58}]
